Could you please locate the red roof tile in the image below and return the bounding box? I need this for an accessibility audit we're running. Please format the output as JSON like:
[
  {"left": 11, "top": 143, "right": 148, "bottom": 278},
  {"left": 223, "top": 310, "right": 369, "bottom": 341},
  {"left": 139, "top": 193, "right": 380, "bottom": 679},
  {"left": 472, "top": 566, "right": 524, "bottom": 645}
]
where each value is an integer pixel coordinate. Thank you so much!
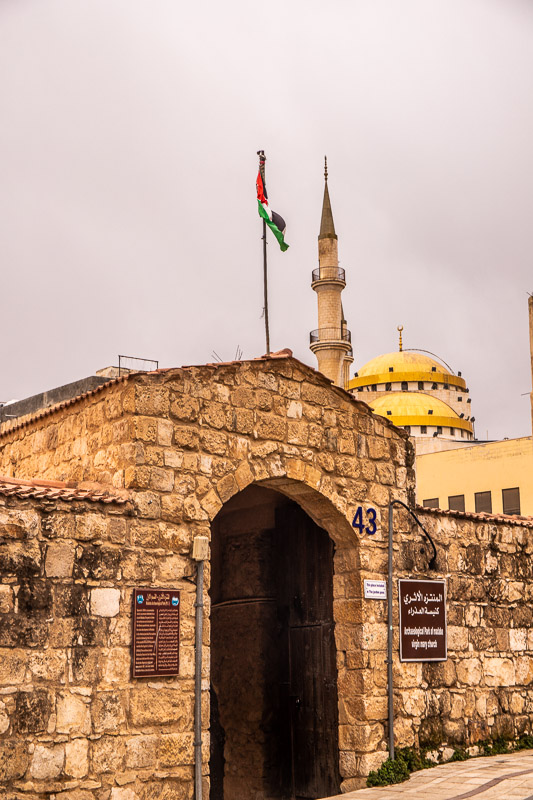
[
  {"left": 417, "top": 504, "right": 533, "bottom": 528},
  {"left": 0, "top": 475, "right": 128, "bottom": 504}
]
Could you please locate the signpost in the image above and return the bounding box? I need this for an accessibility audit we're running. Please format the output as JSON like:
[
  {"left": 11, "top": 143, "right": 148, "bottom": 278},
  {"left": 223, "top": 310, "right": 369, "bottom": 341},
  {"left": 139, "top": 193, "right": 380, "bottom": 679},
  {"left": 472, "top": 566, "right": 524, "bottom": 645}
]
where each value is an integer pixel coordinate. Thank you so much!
[
  {"left": 132, "top": 588, "right": 180, "bottom": 678},
  {"left": 399, "top": 579, "right": 447, "bottom": 662}
]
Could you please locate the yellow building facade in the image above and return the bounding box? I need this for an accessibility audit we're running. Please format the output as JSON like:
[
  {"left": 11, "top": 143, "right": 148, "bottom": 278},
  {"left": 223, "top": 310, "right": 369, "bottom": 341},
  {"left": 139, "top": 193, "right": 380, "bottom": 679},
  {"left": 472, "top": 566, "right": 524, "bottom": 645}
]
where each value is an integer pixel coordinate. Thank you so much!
[{"left": 416, "top": 436, "right": 533, "bottom": 516}]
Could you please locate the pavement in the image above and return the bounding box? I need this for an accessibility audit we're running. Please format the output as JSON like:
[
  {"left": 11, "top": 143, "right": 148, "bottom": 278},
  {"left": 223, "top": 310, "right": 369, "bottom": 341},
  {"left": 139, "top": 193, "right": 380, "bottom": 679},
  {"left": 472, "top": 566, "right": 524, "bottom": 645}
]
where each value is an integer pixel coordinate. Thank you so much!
[{"left": 322, "top": 751, "right": 533, "bottom": 800}]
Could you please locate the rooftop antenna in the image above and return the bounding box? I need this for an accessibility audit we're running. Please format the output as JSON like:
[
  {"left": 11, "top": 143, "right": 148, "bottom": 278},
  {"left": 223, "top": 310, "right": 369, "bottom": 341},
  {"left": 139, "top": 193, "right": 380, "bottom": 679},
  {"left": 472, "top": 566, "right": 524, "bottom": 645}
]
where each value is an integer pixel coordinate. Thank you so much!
[{"left": 211, "top": 351, "right": 223, "bottom": 363}]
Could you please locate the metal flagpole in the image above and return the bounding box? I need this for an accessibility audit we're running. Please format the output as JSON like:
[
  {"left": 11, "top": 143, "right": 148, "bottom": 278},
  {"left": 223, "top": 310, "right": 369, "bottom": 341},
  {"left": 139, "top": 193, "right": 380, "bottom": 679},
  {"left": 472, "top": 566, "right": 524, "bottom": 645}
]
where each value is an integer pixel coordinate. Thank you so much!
[{"left": 258, "top": 150, "right": 270, "bottom": 354}]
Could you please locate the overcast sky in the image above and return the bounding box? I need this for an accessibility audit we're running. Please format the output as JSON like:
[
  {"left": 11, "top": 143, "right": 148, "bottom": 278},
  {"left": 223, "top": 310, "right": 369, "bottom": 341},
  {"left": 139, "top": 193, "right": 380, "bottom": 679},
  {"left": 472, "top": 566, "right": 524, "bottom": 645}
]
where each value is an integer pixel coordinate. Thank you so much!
[{"left": 1, "top": 0, "right": 532, "bottom": 440}]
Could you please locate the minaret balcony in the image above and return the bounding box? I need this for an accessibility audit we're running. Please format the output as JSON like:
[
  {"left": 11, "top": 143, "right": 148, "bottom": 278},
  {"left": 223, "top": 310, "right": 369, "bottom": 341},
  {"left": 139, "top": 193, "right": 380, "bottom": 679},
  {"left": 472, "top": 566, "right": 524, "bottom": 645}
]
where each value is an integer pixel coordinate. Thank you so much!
[
  {"left": 311, "top": 266, "right": 346, "bottom": 288},
  {"left": 310, "top": 327, "right": 352, "bottom": 346}
]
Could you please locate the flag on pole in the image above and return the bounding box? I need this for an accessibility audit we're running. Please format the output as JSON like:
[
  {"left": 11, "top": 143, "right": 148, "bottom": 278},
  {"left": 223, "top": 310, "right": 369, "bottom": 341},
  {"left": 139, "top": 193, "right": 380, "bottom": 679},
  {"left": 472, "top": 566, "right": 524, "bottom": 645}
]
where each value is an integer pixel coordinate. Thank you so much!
[{"left": 256, "top": 163, "right": 289, "bottom": 252}]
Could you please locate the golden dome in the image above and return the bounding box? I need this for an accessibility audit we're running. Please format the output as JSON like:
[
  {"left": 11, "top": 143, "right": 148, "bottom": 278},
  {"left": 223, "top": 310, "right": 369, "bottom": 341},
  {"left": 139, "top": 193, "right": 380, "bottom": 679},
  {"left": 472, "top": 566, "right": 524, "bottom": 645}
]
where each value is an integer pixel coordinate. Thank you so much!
[
  {"left": 369, "top": 392, "right": 473, "bottom": 433},
  {"left": 349, "top": 350, "right": 466, "bottom": 391}
]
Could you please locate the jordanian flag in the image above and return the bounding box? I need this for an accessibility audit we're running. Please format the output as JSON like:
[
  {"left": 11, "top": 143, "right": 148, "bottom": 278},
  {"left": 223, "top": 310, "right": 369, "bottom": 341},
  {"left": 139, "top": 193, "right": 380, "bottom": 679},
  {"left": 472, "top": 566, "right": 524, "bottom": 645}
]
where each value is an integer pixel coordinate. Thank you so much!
[{"left": 256, "top": 165, "right": 289, "bottom": 252}]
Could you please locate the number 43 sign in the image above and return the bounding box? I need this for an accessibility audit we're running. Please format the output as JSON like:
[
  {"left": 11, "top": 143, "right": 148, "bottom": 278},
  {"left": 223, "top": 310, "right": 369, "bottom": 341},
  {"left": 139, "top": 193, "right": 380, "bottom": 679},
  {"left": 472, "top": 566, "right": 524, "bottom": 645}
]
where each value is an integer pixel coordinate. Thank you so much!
[{"left": 352, "top": 506, "right": 378, "bottom": 535}]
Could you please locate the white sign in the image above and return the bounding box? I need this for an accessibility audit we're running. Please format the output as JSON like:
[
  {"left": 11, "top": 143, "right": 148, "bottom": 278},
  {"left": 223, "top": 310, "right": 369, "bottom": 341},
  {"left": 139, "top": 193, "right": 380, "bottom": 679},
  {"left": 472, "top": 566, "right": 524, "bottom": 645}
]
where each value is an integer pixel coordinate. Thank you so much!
[{"left": 364, "top": 579, "right": 387, "bottom": 600}]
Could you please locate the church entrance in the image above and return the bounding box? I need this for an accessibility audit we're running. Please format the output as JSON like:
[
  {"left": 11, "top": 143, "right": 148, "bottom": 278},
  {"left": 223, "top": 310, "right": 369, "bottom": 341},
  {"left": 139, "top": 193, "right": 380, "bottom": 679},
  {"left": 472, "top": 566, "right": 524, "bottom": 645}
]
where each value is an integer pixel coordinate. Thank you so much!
[{"left": 209, "top": 485, "right": 340, "bottom": 800}]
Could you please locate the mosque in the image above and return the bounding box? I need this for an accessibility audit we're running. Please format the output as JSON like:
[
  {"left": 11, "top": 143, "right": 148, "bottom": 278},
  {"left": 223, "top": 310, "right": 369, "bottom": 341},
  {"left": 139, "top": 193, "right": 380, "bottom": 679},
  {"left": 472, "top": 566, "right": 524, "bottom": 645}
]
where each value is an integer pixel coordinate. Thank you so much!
[{"left": 309, "top": 162, "right": 533, "bottom": 517}]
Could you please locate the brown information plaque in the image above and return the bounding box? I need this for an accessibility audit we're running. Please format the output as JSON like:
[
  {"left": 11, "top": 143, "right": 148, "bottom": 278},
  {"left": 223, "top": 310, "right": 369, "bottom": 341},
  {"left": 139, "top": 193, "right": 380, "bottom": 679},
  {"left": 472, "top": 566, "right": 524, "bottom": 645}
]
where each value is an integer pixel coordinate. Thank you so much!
[
  {"left": 399, "top": 579, "right": 447, "bottom": 662},
  {"left": 132, "top": 588, "right": 180, "bottom": 678}
]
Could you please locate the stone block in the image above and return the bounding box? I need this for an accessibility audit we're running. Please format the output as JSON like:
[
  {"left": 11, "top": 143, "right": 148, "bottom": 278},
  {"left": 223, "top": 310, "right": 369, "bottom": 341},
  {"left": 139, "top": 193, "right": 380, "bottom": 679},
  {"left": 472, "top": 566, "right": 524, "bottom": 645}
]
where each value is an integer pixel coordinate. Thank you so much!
[
  {"left": 456, "top": 658, "right": 482, "bottom": 685},
  {"left": 510, "top": 628, "right": 527, "bottom": 651},
  {"left": 158, "top": 732, "right": 194, "bottom": 767},
  {"left": 30, "top": 743, "right": 65, "bottom": 780},
  {"left": 91, "top": 587, "right": 120, "bottom": 617},
  {"left": 45, "top": 540, "right": 75, "bottom": 577},
  {"left": 0, "top": 648, "right": 27, "bottom": 685},
  {"left": 92, "top": 691, "right": 127, "bottom": 732},
  {"left": 0, "top": 740, "right": 29, "bottom": 781},
  {"left": 125, "top": 735, "right": 158, "bottom": 769},
  {"left": 91, "top": 735, "right": 126, "bottom": 772},
  {"left": 56, "top": 693, "right": 91, "bottom": 734},
  {"left": 14, "top": 689, "right": 51, "bottom": 734},
  {"left": 102, "top": 647, "right": 131, "bottom": 684},
  {"left": 484, "top": 657, "right": 515, "bottom": 687},
  {"left": 65, "top": 737, "right": 89, "bottom": 778},
  {"left": 130, "top": 688, "right": 194, "bottom": 728},
  {"left": 0, "top": 585, "right": 13, "bottom": 613}
]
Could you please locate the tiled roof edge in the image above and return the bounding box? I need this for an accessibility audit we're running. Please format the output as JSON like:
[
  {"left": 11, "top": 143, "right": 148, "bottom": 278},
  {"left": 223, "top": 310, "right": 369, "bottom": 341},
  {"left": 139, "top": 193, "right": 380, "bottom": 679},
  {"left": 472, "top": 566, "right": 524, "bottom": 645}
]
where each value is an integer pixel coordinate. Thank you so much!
[
  {"left": 417, "top": 504, "right": 533, "bottom": 528},
  {"left": 0, "top": 475, "right": 129, "bottom": 505}
]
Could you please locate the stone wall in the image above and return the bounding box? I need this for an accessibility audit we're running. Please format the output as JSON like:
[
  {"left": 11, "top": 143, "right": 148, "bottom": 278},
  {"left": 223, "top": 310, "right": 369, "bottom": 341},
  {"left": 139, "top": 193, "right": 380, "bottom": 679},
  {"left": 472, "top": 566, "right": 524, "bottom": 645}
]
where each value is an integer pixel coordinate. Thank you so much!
[
  {"left": 0, "top": 488, "right": 205, "bottom": 800},
  {"left": 385, "top": 508, "right": 533, "bottom": 761},
  {"left": 0, "top": 356, "right": 414, "bottom": 796}
]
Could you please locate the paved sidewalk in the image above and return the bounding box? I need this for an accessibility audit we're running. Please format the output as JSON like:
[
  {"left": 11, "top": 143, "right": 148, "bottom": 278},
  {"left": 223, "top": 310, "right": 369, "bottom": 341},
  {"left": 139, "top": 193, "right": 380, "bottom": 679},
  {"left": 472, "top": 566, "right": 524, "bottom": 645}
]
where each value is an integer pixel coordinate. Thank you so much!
[{"left": 322, "top": 750, "right": 533, "bottom": 800}]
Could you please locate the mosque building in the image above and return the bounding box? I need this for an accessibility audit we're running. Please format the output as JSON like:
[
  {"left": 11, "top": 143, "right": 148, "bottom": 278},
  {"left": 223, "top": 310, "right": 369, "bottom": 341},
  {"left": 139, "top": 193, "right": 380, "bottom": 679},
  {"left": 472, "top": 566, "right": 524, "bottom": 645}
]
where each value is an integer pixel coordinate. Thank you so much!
[{"left": 309, "top": 163, "right": 533, "bottom": 517}]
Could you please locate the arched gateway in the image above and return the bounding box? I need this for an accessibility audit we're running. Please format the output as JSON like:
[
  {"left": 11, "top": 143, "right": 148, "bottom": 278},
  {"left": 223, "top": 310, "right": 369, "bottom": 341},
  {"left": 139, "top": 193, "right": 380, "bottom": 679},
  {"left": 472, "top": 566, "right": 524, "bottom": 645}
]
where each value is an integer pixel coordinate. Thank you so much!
[{"left": 0, "top": 351, "right": 413, "bottom": 799}]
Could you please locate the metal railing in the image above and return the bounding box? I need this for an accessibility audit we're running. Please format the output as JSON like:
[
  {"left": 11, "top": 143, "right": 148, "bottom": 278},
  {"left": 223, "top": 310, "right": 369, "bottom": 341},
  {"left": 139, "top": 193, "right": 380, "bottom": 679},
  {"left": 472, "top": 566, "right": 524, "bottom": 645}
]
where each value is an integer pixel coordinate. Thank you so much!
[
  {"left": 311, "top": 266, "right": 345, "bottom": 283},
  {"left": 309, "top": 328, "right": 351, "bottom": 344}
]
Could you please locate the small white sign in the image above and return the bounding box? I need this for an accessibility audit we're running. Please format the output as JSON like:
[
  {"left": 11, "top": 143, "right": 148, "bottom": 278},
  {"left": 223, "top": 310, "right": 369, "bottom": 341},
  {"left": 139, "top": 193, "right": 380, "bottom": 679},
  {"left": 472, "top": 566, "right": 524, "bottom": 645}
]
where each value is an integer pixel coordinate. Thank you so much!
[{"left": 364, "top": 579, "right": 387, "bottom": 600}]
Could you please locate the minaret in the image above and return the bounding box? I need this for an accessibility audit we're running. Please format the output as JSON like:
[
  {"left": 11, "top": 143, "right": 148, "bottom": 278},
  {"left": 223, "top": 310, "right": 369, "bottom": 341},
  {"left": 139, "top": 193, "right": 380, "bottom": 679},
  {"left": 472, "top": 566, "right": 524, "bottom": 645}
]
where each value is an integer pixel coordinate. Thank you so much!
[
  {"left": 309, "top": 158, "right": 353, "bottom": 388},
  {"left": 529, "top": 295, "right": 533, "bottom": 433}
]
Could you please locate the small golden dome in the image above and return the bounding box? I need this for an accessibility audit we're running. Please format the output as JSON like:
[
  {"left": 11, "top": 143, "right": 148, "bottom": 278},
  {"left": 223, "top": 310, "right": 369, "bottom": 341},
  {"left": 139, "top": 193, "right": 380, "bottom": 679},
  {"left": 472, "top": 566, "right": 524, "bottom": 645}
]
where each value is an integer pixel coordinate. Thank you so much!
[{"left": 369, "top": 392, "right": 472, "bottom": 433}]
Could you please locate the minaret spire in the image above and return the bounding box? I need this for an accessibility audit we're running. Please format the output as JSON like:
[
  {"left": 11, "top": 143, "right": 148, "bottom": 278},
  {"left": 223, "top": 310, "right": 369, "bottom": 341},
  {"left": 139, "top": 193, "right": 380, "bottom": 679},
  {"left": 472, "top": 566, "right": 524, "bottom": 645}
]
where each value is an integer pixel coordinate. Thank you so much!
[
  {"left": 319, "top": 156, "right": 337, "bottom": 241},
  {"left": 310, "top": 158, "right": 353, "bottom": 388}
]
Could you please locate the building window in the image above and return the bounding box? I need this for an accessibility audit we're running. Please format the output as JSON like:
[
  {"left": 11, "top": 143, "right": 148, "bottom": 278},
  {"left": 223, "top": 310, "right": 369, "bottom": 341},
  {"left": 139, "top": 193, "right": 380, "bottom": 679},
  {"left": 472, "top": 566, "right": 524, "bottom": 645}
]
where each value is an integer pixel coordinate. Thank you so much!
[
  {"left": 423, "top": 498, "right": 439, "bottom": 508},
  {"left": 404, "top": 426, "right": 411, "bottom": 433},
  {"left": 461, "top": 429, "right": 464, "bottom": 438},
  {"left": 371, "top": 384, "right": 377, "bottom": 391},
  {"left": 475, "top": 491, "right": 492, "bottom": 513},
  {"left": 428, "top": 409, "right": 433, "bottom": 415},
  {"left": 418, "top": 381, "right": 424, "bottom": 390},
  {"left": 443, "top": 383, "right": 449, "bottom": 389},
  {"left": 431, "top": 367, "right": 436, "bottom": 372},
  {"left": 449, "top": 427, "right": 455, "bottom": 436},
  {"left": 385, "top": 382, "right": 391, "bottom": 391},
  {"left": 458, "top": 396, "right": 462, "bottom": 402},
  {"left": 401, "top": 381, "right": 408, "bottom": 390},
  {"left": 389, "top": 367, "right": 394, "bottom": 372},
  {"left": 437, "top": 426, "right": 442, "bottom": 434},
  {"left": 386, "top": 410, "right": 392, "bottom": 416},
  {"left": 448, "top": 495, "right": 465, "bottom": 512},
  {"left": 467, "top": 398, "right": 471, "bottom": 403},
  {"left": 502, "top": 488, "right": 520, "bottom": 515},
  {"left": 432, "top": 383, "right": 438, "bottom": 390},
  {"left": 421, "top": 425, "right": 427, "bottom": 434}
]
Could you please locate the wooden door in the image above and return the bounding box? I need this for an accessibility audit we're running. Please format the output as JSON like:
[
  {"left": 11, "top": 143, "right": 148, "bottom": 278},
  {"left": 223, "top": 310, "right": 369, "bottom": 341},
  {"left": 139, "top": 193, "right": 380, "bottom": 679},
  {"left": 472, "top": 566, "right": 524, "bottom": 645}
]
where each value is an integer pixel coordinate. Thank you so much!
[{"left": 276, "top": 504, "right": 340, "bottom": 800}]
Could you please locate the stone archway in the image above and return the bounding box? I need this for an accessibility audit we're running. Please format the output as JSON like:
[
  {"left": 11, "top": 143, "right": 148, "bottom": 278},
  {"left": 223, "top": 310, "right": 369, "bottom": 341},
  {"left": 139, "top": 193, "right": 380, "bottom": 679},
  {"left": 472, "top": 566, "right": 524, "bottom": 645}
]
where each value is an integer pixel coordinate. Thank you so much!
[{"left": 208, "top": 480, "right": 355, "bottom": 800}]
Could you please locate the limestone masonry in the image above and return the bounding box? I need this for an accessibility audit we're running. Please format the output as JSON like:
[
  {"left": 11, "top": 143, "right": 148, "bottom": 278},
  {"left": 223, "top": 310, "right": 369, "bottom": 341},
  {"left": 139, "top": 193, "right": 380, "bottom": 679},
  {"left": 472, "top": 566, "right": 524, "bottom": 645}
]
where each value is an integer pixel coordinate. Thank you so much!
[{"left": 0, "top": 354, "right": 531, "bottom": 799}]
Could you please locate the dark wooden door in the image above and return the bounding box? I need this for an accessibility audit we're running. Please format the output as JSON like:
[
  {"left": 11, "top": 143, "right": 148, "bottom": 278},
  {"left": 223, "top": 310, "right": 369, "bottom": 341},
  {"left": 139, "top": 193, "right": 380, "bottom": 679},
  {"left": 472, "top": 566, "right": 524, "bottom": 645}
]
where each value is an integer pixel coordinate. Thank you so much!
[{"left": 276, "top": 504, "right": 340, "bottom": 800}]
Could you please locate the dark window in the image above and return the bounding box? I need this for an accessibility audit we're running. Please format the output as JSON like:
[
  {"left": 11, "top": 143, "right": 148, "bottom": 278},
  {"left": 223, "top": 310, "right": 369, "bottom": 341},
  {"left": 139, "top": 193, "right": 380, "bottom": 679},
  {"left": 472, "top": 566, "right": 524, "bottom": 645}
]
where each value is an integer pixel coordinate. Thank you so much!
[
  {"left": 437, "top": 426, "right": 443, "bottom": 434},
  {"left": 385, "top": 383, "right": 391, "bottom": 391},
  {"left": 431, "top": 367, "right": 436, "bottom": 372},
  {"left": 418, "top": 381, "right": 424, "bottom": 390},
  {"left": 458, "top": 396, "right": 462, "bottom": 402},
  {"left": 386, "top": 410, "right": 392, "bottom": 416},
  {"left": 443, "top": 383, "right": 449, "bottom": 389},
  {"left": 432, "top": 383, "right": 438, "bottom": 390},
  {"left": 401, "top": 381, "right": 408, "bottom": 390},
  {"left": 428, "top": 409, "right": 433, "bottom": 415},
  {"left": 475, "top": 491, "right": 492, "bottom": 513},
  {"left": 389, "top": 367, "right": 394, "bottom": 372},
  {"left": 423, "top": 498, "right": 439, "bottom": 508},
  {"left": 467, "top": 398, "right": 471, "bottom": 403},
  {"left": 461, "top": 429, "right": 464, "bottom": 438},
  {"left": 502, "top": 488, "right": 520, "bottom": 515},
  {"left": 371, "top": 384, "right": 377, "bottom": 391},
  {"left": 420, "top": 425, "right": 427, "bottom": 434},
  {"left": 450, "top": 427, "right": 455, "bottom": 436},
  {"left": 357, "top": 387, "right": 363, "bottom": 392},
  {"left": 404, "top": 426, "right": 411, "bottom": 433},
  {"left": 448, "top": 494, "right": 465, "bottom": 512}
]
